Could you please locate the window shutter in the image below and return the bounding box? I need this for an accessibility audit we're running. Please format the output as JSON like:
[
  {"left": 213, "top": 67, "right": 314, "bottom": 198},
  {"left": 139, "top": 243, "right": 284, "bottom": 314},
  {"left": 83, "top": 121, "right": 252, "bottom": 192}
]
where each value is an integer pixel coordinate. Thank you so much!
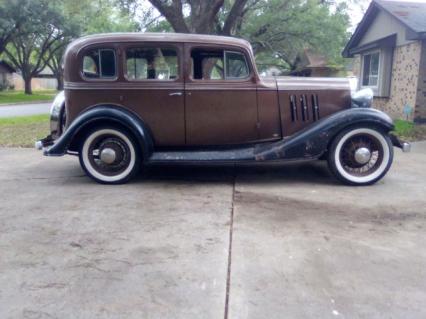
[{"left": 378, "top": 47, "right": 393, "bottom": 97}]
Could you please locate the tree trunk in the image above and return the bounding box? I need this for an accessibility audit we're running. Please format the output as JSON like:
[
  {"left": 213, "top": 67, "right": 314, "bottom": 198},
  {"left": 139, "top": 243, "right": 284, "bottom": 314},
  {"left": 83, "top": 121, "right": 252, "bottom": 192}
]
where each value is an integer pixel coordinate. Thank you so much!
[
  {"left": 56, "top": 73, "right": 64, "bottom": 91},
  {"left": 24, "top": 77, "right": 32, "bottom": 95}
]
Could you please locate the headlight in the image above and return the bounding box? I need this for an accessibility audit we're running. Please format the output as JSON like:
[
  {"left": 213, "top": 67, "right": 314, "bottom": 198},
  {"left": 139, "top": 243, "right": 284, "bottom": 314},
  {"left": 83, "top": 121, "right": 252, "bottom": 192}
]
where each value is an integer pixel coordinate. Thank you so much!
[
  {"left": 50, "top": 91, "right": 65, "bottom": 138},
  {"left": 351, "top": 88, "right": 374, "bottom": 108}
]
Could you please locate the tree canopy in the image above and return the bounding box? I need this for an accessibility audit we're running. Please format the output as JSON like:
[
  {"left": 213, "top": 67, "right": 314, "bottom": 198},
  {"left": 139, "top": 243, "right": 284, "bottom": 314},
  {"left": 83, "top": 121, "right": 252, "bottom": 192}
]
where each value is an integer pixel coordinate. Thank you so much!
[
  {"left": 0, "top": 0, "right": 353, "bottom": 94},
  {"left": 136, "top": 0, "right": 351, "bottom": 73}
]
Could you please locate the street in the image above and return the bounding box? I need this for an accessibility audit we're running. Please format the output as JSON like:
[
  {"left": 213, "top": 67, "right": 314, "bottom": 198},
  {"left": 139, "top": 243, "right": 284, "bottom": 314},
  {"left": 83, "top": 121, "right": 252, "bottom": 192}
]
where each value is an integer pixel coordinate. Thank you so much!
[
  {"left": 0, "top": 102, "right": 51, "bottom": 118},
  {"left": 0, "top": 144, "right": 425, "bottom": 318}
]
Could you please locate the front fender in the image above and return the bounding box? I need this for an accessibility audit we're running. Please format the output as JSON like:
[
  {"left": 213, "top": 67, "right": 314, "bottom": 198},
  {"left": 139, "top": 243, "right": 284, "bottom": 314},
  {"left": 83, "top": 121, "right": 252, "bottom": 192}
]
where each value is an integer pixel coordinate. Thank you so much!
[
  {"left": 44, "top": 105, "right": 154, "bottom": 160},
  {"left": 255, "top": 108, "right": 394, "bottom": 161}
]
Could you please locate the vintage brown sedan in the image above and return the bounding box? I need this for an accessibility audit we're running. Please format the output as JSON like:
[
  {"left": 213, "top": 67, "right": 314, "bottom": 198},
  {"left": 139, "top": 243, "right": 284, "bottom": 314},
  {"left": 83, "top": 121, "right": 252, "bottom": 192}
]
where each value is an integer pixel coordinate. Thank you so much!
[{"left": 36, "top": 33, "right": 410, "bottom": 185}]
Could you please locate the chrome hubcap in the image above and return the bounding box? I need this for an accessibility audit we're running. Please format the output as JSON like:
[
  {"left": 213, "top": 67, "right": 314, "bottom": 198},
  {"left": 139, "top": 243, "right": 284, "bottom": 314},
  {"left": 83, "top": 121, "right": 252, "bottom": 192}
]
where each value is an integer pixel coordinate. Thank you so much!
[
  {"left": 354, "top": 147, "right": 371, "bottom": 165},
  {"left": 100, "top": 148, "right": 116, "bottom": 165}
]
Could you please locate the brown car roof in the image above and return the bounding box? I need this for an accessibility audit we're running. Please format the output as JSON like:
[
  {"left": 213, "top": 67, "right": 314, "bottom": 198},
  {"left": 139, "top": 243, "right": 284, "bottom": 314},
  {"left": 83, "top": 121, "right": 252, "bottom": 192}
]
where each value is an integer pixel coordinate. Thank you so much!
[{"left": 67, "top": 32, "right": 253, "bottom": 52}]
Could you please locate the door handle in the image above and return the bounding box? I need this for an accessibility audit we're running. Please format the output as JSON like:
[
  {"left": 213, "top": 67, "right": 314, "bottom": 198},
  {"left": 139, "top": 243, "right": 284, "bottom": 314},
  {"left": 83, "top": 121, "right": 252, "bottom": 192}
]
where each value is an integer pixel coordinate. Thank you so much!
[{"left": 169, "top": 92, "right": 183, "bottom": 96}]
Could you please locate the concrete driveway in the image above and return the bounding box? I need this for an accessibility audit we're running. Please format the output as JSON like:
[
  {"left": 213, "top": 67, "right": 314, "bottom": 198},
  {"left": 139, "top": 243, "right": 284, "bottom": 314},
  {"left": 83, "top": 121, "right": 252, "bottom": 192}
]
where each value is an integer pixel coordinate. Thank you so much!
[
  {"left": 0, "top": 144, "right": 425, "bottom": 319},
  {"left": 0, "top": 102, "right": 51, "bottom": 118}
]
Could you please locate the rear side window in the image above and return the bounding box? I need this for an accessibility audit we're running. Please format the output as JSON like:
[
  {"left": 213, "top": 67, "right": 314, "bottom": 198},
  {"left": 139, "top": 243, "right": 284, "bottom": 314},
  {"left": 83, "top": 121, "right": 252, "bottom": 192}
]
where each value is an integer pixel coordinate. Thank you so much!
[
  {"left": 83, "top": 49, "right": 116, "bottom": 79},
  {"left": 126, "top": 47, "right": 178, "bottom": 80}
]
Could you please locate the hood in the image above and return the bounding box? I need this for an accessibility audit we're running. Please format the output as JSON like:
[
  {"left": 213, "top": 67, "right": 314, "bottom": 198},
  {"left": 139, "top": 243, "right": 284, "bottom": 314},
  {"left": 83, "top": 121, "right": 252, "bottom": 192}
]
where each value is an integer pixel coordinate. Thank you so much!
[{"left": 260, "top": 76, "right": 351, "bottom": 91}]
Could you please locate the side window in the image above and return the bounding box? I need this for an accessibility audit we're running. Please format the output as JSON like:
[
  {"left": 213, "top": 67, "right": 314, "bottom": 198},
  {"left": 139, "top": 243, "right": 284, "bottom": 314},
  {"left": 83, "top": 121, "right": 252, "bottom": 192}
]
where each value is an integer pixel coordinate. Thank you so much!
[
  {"left": 126, "top": 47, "right": 178, "bottom": 80},
  {"left": 191, "top": 48, "right": 249, "bottom": 80},
  {"left": 225, "top": 51, "right": 249, "bottom": 79},
  {"left": 191, "top": 49, "right": 224, "bottom": 80},
  {"left": 82, "top": 49, "right": 116, "bottom": 79}
]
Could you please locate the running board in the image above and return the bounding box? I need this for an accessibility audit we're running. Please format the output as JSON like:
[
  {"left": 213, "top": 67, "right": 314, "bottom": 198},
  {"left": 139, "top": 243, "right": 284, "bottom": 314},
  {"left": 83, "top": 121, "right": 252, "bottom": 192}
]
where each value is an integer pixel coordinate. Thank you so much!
[{"left": 149, "top": 147, "right": 256, "bottom": 163}]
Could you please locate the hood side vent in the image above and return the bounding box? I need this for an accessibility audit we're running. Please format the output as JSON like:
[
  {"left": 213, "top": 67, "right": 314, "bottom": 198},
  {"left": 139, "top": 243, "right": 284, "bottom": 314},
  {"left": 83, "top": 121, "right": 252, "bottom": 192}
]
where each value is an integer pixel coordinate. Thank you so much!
[
  {"left": 290, "top": 94, "right": 320, "bottom": 123},
  {"left": 301, "top": 95, "right": 309, "bottom": 122},
  {"left": 312, "top": 94, "right": 320, "bottom": 121},
  {"left": 290, "top": 95, "right": 298, "bottom": 122}
]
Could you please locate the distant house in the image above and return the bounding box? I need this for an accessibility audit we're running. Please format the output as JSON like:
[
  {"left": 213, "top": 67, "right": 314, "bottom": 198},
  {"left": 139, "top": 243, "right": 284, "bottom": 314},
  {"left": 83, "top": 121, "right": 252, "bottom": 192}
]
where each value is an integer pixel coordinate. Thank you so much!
[
  {"left": 290, "top": 49, "right": 340, "bottom": 77},
  {"left": 12, "top": 67, "right": 57, "bottom": 91},
  {"left": 343, "top": 0, "right": 426, "bottom": 123},
  {"left": 0, "top": 60, "right": 15, "bottom": 88}
]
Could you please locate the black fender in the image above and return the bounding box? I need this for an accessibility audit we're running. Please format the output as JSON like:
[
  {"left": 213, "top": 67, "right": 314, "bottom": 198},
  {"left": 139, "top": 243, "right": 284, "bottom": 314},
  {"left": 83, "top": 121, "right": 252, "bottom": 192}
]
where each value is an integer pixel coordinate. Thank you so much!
[
  {"left": 44, "top": 105, "right": 154, "bottom": 160},
  {"left": 254, "top": 108, "right": 394, "bottom": 161}
]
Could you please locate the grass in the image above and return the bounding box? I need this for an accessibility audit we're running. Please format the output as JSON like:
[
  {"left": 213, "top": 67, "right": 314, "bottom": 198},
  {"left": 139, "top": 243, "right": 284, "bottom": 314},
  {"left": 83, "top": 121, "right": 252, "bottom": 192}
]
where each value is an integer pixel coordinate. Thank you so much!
[
  {"left": 0, "top": 115, "right": 424, "bottom": 149},
  {"left": 393, "top": 119, "right": 426, "bottom": 142},
  {"left": 0, "top": 90, "right": 57, "bottom": 104},
  {"left": 0, "top": 114, "right": 49, "bottom": 147}
]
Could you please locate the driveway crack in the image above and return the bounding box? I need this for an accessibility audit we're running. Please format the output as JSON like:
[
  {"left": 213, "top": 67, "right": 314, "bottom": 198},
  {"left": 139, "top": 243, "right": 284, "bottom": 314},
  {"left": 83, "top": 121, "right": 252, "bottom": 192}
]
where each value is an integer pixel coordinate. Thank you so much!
[{"left": 224, "top": 171, "right": 236, "bottom": 319}]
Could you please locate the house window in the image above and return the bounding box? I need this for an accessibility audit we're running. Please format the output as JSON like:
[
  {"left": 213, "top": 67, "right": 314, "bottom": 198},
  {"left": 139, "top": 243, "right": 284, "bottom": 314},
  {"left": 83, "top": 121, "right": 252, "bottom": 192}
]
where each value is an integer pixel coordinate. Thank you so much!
[{"left": 362, "top": 52, "right": 380, "bottom": 87}]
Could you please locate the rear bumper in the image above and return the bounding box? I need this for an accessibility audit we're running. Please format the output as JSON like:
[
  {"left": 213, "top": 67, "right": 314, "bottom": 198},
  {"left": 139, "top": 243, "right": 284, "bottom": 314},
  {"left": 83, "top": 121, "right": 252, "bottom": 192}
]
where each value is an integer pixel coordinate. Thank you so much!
[
  {"left": 35, "top": 135, "right": 55, "bottom": 154},
  {"left": 390, "top": 133, "right": 411, "bottom": 153}
]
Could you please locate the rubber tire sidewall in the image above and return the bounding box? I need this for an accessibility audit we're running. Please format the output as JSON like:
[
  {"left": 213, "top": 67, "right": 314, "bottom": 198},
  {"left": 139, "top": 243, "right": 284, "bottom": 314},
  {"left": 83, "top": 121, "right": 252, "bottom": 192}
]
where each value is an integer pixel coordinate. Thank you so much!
[
  {"left": 79, "top": 126, "right": 141, "bottom": 184},
  {"left": 328, "top": 126, "right": 394, "bottom": 186}
]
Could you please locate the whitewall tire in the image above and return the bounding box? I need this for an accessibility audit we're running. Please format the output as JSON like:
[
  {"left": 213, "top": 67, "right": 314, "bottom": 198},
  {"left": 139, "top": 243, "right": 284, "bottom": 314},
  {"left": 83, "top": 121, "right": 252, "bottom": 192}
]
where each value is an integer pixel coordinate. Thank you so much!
[
  {"left": 328, "top": 127, "right": 393, "bottom": 186},
  {"left": 79, "top": 127, "right": 141, "bottom": 184}
]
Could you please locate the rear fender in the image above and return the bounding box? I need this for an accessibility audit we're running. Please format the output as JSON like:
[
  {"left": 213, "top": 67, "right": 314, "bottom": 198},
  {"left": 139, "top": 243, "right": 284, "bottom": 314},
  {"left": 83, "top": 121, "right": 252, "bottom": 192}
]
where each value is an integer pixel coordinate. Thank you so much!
[
  {"left": 44, "top": 105, "right": 154, "bottom": 160},
  {"left": 255, "top": 108, "right": 394, "bottom": 161}
]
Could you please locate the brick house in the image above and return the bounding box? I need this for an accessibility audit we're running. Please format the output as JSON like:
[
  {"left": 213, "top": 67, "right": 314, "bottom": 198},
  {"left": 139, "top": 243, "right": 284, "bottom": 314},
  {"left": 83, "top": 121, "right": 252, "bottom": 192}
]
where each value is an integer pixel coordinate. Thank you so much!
[{"left": 343, "top": 0, "right": 426, "bottom": 123}]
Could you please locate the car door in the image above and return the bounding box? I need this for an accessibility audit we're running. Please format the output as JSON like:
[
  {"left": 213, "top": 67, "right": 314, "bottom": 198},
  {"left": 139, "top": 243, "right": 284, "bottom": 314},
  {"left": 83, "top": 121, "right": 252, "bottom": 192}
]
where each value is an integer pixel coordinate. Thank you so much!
[
  {"left": 184, "top": 44, "right": 259, "bottom": 146},
  {"left": 121, "top": 42, "right": 185, "bottom": 146}
]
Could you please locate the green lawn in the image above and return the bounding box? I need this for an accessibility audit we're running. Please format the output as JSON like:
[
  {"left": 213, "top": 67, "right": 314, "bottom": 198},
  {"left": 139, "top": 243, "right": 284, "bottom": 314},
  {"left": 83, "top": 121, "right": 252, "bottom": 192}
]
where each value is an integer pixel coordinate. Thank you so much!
[
  {"left": 0, "top": 90, "right": 57, "bottom": 104},
  {"left": 0, "top": 115, "right": 424, "bottom": 149},
  {"left": 393, "top": 119, "right": 426, "bottom": 142},
  {"left": 0, "top": 114, "right": 49, "bottom": 147}
]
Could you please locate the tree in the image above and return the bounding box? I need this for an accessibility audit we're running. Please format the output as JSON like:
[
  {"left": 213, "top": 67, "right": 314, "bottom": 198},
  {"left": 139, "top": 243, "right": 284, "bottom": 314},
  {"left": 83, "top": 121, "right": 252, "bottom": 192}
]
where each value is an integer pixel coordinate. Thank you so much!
[
  {"left": 42, "top": 0, "right": 138, "bottom": 92},
  {"left": 145, "top": 0, "right": 257, "bottom": 35},
  {"left": 242, "top": 0, "right": 350, "bottom": 73},
  {"left": 130, "top": 0, "right": 350, "bottom": 74},
  {"left": 4, "top": 0, "right": 76, "bottom": 94},
  {"left": 0, "top": 0, "right": 23, "bottom": 55},
  {"left": 43, "top": 44, "right": 67, "bottom": 91}
]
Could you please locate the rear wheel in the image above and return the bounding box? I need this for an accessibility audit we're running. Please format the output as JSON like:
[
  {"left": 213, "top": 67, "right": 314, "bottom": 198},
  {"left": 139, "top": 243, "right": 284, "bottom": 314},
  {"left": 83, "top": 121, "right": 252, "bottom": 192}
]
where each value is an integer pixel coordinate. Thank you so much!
[
  {"left": 327, "top": 127, "right": 393, "bottom": 186},
  {"left": 79, "top": 127, "right": 141, "bottom": 184}
]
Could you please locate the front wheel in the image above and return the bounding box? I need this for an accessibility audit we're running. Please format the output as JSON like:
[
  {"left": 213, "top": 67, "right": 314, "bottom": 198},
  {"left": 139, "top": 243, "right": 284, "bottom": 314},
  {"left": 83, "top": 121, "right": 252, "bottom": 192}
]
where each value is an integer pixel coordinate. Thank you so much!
[
  {"left": 327, "top": 127, "right": 393, "bottom": 186},
  {"left": 79, "top": 127, "right": 141, "bottom": 184}
]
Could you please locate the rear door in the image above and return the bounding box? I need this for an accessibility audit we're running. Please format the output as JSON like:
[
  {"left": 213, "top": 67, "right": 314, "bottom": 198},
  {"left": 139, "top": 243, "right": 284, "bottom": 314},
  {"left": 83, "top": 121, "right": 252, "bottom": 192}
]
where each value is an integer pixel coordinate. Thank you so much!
[
  {"left": 184, "top": 44, "right": 259, "bottom": 146},
  {"left": 121, "top": 43, "right": 185, "bottom": 146}
]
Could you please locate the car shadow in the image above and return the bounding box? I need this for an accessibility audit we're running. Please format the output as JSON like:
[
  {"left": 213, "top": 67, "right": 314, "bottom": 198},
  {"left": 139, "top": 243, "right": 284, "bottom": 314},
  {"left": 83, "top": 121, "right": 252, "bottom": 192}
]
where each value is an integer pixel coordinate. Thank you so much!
[{"left": 133, "top": 161, "right": 338, "bottom": 186}]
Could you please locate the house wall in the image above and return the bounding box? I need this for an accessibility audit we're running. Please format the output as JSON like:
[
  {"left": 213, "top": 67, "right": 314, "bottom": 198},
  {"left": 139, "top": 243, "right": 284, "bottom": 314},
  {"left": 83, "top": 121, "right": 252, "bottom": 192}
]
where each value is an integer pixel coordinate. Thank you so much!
[
  {"left": 414, "top": 40, "right": 426, "bottom": 123},
  {"left": 366, "top": 41, "right": 422, "bottom": 120},
  {"left": 359, "top": 10, "right": 415, "bottom": 47}
]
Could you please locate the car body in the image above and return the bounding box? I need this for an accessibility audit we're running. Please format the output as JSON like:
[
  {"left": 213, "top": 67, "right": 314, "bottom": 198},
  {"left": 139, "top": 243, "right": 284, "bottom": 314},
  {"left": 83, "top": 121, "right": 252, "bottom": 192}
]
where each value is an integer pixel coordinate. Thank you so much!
[{"left": 36, "top": 33, "right": 410, "bottom": 185}]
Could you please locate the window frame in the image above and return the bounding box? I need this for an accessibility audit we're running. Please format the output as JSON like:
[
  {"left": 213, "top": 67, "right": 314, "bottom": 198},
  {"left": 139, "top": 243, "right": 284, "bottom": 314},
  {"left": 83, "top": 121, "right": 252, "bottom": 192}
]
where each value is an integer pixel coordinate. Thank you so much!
[
  {"left": 361, "top": 50, "right": 381, "bottom": 89},
  {"left": 189, "top": 47, "right": 253, "bottom": 83},
  {"left": 81, "top": 48, "right": 118, "bottom": 81},
  {"left": 123, "top": 45, "right": 181, "bottom": 82}
]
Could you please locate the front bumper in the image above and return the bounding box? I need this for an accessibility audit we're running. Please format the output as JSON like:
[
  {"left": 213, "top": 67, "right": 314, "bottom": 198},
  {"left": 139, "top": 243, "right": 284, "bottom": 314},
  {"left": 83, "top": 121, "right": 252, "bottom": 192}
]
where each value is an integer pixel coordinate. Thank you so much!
[{"left": 390, "top": 133, "right": 411, "bottom": 153}]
